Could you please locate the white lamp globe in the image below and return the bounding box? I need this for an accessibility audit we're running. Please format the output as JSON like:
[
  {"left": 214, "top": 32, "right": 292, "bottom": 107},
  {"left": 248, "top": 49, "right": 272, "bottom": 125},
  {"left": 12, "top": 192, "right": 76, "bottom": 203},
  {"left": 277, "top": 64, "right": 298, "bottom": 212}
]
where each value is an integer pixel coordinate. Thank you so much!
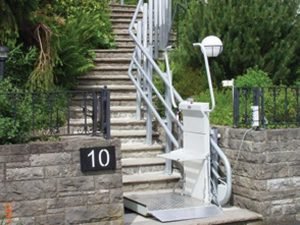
[{"left": 201, "top": 35, "right": 223, "bottom": 58}]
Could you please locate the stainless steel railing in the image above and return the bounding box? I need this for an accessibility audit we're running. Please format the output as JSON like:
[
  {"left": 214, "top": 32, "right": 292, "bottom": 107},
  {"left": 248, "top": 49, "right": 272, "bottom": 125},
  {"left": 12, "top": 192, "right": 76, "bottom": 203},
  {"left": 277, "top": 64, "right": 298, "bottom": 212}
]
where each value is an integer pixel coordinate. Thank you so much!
[
  {"left": 127, "top": 0, "right": 232, "bottom": 205},
  {"left": 128, "top": 0, "right": 183, "bottom": 174}
]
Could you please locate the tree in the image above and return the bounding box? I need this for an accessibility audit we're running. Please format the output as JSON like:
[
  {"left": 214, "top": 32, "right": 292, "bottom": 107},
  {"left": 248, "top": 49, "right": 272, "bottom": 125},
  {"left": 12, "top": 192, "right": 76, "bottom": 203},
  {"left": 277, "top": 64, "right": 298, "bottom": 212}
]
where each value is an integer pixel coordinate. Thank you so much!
[{"left": 172, "top": 0, "right": 300, "bottom": 93}]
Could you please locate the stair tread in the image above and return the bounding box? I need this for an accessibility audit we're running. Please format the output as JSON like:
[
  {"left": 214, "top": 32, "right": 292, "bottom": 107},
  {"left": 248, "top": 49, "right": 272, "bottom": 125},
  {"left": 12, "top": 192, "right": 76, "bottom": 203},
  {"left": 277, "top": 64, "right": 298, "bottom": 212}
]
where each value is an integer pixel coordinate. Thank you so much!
[
  {"left": 121, "top": 143, "right": 164, "bottom": 151},
  {"left": 77, "top": 84, "right": 135, "bottom": 90},
  {"left": 94, "top": 65, "right": 129, "bottom": 70},
  {"left": 94, "top": 57, "right": 131, "bottom": 62},
  {"left": 123, "top": 172, "right": 181, "bottom": 184},
  {"left": 93, "top": 49, "right": 133, "bottom": 53},
  {"left": 110, "top": 4, "right": 136, "bottom": 8},
  {"left": 111, "top": 95, "right": 136, "bottom": 100},
  {"left": 122, "top": 157, "right": 165, "bottom": 166},
  {"left": 69, "top": 118, "right": 144, "bottom": 124},
  {"left": 79, "top": 74, "right": 130, "bottom": 80},
  {"left": 111, "top": 118, "right": 145, "bottom": 124},
  {"left": 112, "top": 130, "right": 155, "bottom": 136}
]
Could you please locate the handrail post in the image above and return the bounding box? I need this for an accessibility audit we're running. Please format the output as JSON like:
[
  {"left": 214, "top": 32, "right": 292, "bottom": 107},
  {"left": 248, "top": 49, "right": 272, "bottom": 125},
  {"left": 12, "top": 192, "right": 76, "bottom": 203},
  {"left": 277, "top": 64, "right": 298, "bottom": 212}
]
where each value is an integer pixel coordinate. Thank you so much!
[
  {"left": 146, "top": 45, "right": 153, "bottom": 145},
  {"left": 136, "top": 21, "right": 142, "bottom": 120},
  {"left": 165, "top": 72, "right": 173, "bottom": 175}
]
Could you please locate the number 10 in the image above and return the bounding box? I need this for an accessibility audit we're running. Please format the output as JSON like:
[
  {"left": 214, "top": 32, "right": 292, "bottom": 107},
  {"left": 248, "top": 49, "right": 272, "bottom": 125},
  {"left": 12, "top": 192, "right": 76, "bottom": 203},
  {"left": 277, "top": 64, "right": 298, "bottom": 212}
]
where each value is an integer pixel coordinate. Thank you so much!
[{"left": 87, "top": 149, "right": 110, "bottom": 168}]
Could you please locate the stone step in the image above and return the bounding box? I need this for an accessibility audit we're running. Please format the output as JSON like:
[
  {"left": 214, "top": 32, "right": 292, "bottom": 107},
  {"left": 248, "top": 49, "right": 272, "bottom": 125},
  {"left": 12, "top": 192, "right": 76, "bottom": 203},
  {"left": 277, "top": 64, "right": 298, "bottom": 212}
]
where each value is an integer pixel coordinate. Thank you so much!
[
  {"left": 69, "top": 105, "right": 137, "bottom": 119},
  {"left": 76, "top": 84, "right": 136, "bottom": 92},
  {"left": 121, "top": 143, "right": 164, "bottom": 158},
  {"left": 94, "top": 49, "right": 133, "bottom": 58},
  {"left": 122, "top": 157, "right": 165, "bottom": 175},
  {"left": 71, "top": 92, "right": 136, "bottom": 106},
  {"left": 67, "top": 118, "right": 146, "bottom": 130},
  {"left": 93, "top": 57, "right": 131, "bottom": 67},
  {"left": 111, "top": 18, "right": 132, "bottom": 24},
  {"left": 112, "top": 24, "right": 131, "bottom": 30},
  {"left": 111, "top": 118, "right": 146, "bottom": 130},
  {"left": 110, "top": 106, "right": 137, "bottom": 119},
  {"left": 112, "top": 130, "right": 159, "bottom": 145},
  {"left": 122, "top": 172, "right": 181, "bottom": 192},
  {"left": 78, "top": 74, "right": 132, "bottom": 86},
  {"left": 116, "top": 42, "right": 135, "bottom": 48},
  {"left": 111, "top": 12, "right": 141, "bottom": 20},
  {"left": 110, "top": 4, "right": 137, "bottom": 12},
  {"left": 92, "top": 65, "right": 130, "bottom": 73}
]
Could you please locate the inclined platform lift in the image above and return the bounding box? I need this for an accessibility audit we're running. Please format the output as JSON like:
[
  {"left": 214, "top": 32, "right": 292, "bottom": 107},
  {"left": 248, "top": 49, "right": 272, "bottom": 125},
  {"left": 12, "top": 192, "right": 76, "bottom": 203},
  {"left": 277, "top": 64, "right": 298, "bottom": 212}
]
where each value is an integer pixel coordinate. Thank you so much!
[{"left": 125, "top": 36, "right": 232, "bottom": 222}]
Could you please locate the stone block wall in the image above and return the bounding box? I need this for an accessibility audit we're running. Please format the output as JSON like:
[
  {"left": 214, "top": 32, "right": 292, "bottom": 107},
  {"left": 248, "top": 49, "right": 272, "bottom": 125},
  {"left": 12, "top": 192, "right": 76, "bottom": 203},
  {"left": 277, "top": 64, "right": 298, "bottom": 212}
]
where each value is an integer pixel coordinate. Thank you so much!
[
  {"left": 0, "top": 136, "right": 124, "bottom": 225},
  {"left": 218, "top": 127, "right": 300, "bottom": 225}
]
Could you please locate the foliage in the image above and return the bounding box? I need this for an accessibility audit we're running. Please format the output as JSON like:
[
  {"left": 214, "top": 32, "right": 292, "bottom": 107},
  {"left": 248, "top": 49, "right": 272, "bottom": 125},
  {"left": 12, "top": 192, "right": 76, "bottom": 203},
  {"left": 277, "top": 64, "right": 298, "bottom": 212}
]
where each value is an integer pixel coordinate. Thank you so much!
[
  {"left": 4, "top": 45, "right": 38, "bottom": 88},
  {"left": 1, "top": 0, "right": 114, "bottom": 91},
  {"left": 172, "top": 0, "right": 300, "bottom": 93},
  {"left": 0, "top": 0, "right": 39, "bottom": 46},
  {"left": 0, "top": 79, "right": 67, "bottom": 144},
  {"left": 195, "top": 89, "right": 233, "bottom": 126},
  {"left": 235, "top": 67, "right": 273, "bottom": 88}
]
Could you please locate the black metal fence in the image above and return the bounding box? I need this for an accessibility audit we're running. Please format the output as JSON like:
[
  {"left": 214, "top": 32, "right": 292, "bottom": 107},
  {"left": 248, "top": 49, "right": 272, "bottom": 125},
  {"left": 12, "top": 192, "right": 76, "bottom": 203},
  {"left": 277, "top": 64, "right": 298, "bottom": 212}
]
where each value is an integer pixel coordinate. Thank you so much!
[
  {"left": 233, "top": 87, "right": 300, "bottom": 128},
  {"left": 0, "top": 88, "right": 110, "bottom": 143}
]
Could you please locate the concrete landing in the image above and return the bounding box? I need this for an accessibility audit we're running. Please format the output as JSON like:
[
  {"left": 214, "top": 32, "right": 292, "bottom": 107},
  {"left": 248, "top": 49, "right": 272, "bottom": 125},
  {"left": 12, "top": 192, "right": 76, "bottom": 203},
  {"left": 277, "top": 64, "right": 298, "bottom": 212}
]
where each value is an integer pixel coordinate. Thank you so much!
[{"left": 125, "top": 207, "right": 263, "bottom": 225}]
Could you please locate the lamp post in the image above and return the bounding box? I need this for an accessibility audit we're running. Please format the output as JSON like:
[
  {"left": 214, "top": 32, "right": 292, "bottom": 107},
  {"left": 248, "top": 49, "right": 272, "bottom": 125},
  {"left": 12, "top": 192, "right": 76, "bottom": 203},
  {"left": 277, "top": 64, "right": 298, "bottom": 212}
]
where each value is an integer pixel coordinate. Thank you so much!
[
  {"left": 193, "top": 35, "right": 223, "bottom": 112},
  {"left": 0, "top": 46, "right": 9, "bottom": 81}
]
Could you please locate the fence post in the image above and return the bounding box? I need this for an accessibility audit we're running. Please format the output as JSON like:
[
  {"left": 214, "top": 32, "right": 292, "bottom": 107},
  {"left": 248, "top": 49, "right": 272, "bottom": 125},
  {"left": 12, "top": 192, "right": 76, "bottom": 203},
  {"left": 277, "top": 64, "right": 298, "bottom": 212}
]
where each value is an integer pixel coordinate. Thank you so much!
[
  {"left": 233, "top": 87, "right": 239, "bottom": 127},
  {"left": 92, "top": 91, "right": 98, "bottom": 136},
  {"left": 100, "top": 87, "right": 111, "bottom": 140}
]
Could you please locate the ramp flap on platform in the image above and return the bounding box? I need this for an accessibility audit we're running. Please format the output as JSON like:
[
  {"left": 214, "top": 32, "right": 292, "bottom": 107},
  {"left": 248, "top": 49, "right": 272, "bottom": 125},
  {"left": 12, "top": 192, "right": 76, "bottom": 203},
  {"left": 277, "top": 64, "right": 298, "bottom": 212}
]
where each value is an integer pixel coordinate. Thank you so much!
[
  {"left": 149, "top": 205, "right": 222, "bottom": 222},
  {"left": 124, "top": 192, "right": 222, "bottom": 222}
]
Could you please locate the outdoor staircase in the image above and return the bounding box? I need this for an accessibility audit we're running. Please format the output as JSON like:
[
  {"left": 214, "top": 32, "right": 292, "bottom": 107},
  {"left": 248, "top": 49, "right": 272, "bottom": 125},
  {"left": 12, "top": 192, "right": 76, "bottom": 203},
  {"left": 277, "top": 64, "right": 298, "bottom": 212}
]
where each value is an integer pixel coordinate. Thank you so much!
[
  {"left": 72, "top": 3, "right": 181, "bottom": 193},
  {"left": 68, "top": 2, "right": 264, "bottom": 225}
]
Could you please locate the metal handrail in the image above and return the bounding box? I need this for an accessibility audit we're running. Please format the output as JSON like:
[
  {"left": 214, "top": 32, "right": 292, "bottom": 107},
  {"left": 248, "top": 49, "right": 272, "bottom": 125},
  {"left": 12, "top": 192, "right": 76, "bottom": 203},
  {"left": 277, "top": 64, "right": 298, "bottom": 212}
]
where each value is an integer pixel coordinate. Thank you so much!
[{"left": 128, "top": 0, "right": 183, "bottom": 149}]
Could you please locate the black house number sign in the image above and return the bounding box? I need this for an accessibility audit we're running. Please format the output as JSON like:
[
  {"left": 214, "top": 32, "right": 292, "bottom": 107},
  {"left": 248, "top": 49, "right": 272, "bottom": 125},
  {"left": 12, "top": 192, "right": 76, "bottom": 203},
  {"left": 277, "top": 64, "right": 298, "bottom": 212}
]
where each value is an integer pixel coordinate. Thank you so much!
[{"left": 80, "top": 146, "right": 116, "bottom": 172}]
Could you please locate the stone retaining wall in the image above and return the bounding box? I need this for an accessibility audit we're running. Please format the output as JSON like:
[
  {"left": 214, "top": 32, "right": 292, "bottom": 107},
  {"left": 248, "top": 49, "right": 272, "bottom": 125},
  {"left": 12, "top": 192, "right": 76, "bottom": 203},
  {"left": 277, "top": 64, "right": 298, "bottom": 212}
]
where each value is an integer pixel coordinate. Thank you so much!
[
  {"left": 0, "top": 136, "right": 123, "bottom": 225},
  {"left": 218, "top": 127, "right": 300, "bottom": 225}
]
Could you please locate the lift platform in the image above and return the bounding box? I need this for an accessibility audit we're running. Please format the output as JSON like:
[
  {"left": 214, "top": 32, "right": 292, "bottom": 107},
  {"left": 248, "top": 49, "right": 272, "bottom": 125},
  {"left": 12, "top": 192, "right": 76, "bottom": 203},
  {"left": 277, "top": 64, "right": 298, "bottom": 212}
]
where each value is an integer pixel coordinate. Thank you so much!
[{"left": 124, "top": 191, "right": 222, "bottom": 222}]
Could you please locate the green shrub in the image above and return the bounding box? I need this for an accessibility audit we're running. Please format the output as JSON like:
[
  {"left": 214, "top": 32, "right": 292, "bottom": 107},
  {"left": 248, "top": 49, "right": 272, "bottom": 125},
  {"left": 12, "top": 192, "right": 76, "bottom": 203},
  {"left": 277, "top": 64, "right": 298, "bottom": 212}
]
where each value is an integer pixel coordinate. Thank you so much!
[
  {"left": 0, "top": 79, "right": 67, "bottom": 144},
  {"left": 195, "top": 89, "right": 233, "bottom": 126},
  {"left": 5, "top": 45, "right": 38, "bottom": 88},
  {"left": 235, "top": 67, "right": 273, "bottom": 88}
]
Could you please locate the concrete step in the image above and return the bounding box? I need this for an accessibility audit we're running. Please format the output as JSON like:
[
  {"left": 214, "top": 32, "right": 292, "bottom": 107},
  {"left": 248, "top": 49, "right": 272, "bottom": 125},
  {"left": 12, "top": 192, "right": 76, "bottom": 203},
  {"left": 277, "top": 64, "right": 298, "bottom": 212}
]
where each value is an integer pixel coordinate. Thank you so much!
[
  {"left": 76, "top": 84, "right": 136, "bottom": 93},
  {"left": 67, "top": 118, "right": 145, "bottom": 130},
  {"left": 110, "top": 106, "right": 137, "bottom": 119},
  {"left": 93, "top": 57, "right": 131, "bottom": 67},
  {"left": 78, "top": 75, "right": 133, "bottom": 86},
  {"left": 112, "top": 24, "right": 131, "bottom": 30},
  {"left": 123, "top": 172, "right": 181, "bottom": 192},
  {"left": 124, "top": 206, "right": 263, "bottom": 225},
  {"left": 111, "top": 18, "right": 132, "bottom": 24},
  {"left": 121, "top": 143, "right": 164, "bottom": 158},
  {"left": 111, "top": 12, "right": 141, "bottom": 20},
  {"left": 110, "top": 94, "right": 136, "bottom": 106},
  {"left": 122, "top": 157, "right": 165, "bottom": 175},
  {"left": 110, "top": 4, "right": 137, "bottom": 12},
  {"left": 69, "top": 105, "right": 137, "bottom": 119},
  {"left": 92, "top": 65, "right": 130, "bottom": 73},
  {"left": 70, "top": 92, "right": 136, "bottom": 107},
  {"left": 112, "top": 129, "right": 159, "bottom": 144},
  {"left": 111, "top": 118, "right": 146, "bottom": 130},
  {"left": 116, "top": 42, "right": 135, "bottom": 48},
  {"left": 94, "top": 49, "right": 133, "bottom": 58}
]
